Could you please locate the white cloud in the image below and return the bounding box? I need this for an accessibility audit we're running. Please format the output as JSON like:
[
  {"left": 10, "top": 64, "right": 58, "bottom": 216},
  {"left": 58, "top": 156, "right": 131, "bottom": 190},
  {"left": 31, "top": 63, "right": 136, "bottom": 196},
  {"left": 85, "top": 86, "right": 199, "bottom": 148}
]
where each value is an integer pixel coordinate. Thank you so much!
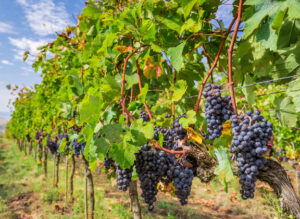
[
  {"left": 0, "top": 21, "right": 15, "bottom": 34},
  {"left": 9, "top": 37, "right": 48, "bottom": 63},
  {"left": 1, "top": 60, "right": 14, "bottom": 65},
  {"left": 0, "top": 81, "right": 12, "bottom": 113},
  {"left": 17, "top": 0, "right": 72, "bottom": 36},
  {"left": 216, "top": 0, "right": 234, "bottom": 28},
  {"left": 20, "top": 66, "right": 33, "bottom": 76}
]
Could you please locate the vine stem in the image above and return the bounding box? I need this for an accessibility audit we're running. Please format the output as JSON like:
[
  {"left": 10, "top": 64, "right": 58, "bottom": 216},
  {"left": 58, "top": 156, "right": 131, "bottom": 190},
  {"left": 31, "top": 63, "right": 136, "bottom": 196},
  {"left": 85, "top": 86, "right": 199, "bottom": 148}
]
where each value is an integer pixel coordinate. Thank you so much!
[
  {"left": 172, "top": 70, "right": 177, "bottom": 121},
  {"left": 121, "top": 44, "right": 150, "bottom": 98},
  {"left": 148, "top": 139, "right": 187, "bottom": 155},
  {"left": 202, "top": 45, "right": 213, "bottom": 83},
  {"left": 120, "top": 44, "right": 149, "bottom": 122},
  {"left": 194, "top": 15, "right": 237, "bottom": 113},
  {"left": 136, "top": 60, "right": 153, "bottom": 120},
  {"left": 228, "top": 0, "right": 243, "bottom": 116}
]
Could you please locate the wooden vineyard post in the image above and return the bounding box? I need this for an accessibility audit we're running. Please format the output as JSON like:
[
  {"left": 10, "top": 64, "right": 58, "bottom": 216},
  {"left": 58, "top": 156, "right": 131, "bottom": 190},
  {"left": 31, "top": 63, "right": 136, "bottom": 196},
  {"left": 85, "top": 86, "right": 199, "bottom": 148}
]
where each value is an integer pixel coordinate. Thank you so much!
[
  {"left": 69, "top": 154, "right": 75, "bottom": 202},
  {"left": 82, "top": 156, "right": 94, "bottom": 219},
  {"left": 129, "top": 180, "right": 142, "bottom": 219},
  {"left": 53, "top": 155, "right": 60, "bottom": 187},
  {"left": 85, "top": 167, "right": 88, "bottom": 219},
  {"left": 65, "top": 156, "right": 68, "bottom": 203},
  {"left": 42, "top": 145, "right": 48, "bottom": 179},
  {"left": 53, "top": 155, "right": 56, "bottom": 187}
]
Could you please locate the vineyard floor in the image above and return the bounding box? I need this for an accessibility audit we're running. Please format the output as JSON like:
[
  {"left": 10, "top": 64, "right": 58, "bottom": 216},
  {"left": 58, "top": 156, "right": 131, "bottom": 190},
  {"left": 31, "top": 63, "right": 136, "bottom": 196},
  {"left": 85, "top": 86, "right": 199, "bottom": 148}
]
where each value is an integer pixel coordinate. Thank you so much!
[{"left": 0, "top": 139, "right": 290, "bottom": 219}]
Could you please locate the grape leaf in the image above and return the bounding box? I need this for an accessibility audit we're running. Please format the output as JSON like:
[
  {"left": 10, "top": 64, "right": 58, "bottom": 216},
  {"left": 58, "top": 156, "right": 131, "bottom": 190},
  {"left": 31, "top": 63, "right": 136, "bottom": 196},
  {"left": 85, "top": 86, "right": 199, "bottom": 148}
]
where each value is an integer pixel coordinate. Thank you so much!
[
  {"left": 138, "top": 83, "right": 149, "bottom": 103},
  {"left": 94, "top": 137, "right": 110, "bottom": 161},
  {"left": 242, "top": 75, "right": 256, "bottom": 105},
  {"left": 101, "top": 124, "right": 123, "bottom": 143},
  {"left": 214, "top": 147, "right": 234, "bottom": 186},
  {"left": 167, "top": 42, "right": 186, "bottom": 72},
  {"left": 109, "top": 140, "right": 139, "bottom": 169},
  {"left": 172, "top": 80, "right": 187, "bottom": 102},
  {"left": 287, "top": 79, "right": 300, "bottom": 113}
]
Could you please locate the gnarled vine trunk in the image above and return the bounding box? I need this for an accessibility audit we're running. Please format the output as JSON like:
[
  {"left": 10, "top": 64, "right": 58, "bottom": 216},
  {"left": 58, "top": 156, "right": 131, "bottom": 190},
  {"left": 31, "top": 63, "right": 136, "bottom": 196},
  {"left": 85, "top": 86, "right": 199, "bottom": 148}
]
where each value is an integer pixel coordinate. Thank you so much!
[
  {"left": 38, "top": 142, "right": 43, "bottom": 164},
  {"left": 29, "top": 141, "right": 32, "bottom": 155},
  {"left": 23, "top": 140, "right": 27, "bottom": 156},
  {"left": 82, "top": 156, "right": 94, "bottom": 219},
  {"left": 182, "top": 143, "right": 300, "bottom": 218},
  {"left": 258, "top": 159, "right": 300, "bottom": 218},
  {"left": 129, "top": 180, "right": 142, "bottom": 219}
]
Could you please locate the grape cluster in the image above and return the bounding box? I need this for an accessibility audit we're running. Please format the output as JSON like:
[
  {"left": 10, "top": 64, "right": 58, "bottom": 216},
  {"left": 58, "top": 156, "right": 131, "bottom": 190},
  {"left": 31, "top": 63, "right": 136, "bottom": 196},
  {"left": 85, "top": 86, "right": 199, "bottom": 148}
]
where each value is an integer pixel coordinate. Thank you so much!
[
  {"left": 26, "top": 133, "right": 30, "bottom": 142},
  {"left": 154, "top": 115, "right": 188, "bottom": 150},
  {"left": 103, "top": 155, "right": 114, "bottom": 170},
  {"left": 167, "top": 164, "right": 194, "bottom": 205},
  {"left": 60, "top": 133, "right": 70, "bottom": 152},
  {"left": 46, "top": 135, "right": 59, "bottom": 155},
  {"left": 165, "top": 114, "right": 172, "bottom": 118},
  {"left": 116, "top": 165, "right": 133, "bottom": 191},
  {"left": 135, "top": 144, "right": 170, "bottom": 211},
  {"left": 230, "top": 110, "right": 273, "bottom": 199},
  {"left": 139, "top": 109, "right": 150, "bottom": 122},
  {"left": 35, "top": 131, "right": 41, "bottom": 140},
  {"left": 203, "top": 84, "right": 233, "bottom": 140},
  {"left": 71, "top": 139, "right": 86, "bottom": 157}
]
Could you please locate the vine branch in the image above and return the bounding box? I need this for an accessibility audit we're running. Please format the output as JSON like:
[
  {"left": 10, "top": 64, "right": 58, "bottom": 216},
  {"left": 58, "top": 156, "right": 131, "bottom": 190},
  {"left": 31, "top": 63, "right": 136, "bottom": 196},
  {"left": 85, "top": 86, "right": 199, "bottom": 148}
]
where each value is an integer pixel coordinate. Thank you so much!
[
  {"left": 136, "top": 60, "right": 153, "bottom": 120},
  {"left": 228, "top": 0, "right": 243, "bottom": 116},
  {"left": 148, "top": 139, "right": 187, "bottom": 155},
  {"left": 194, "top": 15, "right": 237, "bottom": 113}
]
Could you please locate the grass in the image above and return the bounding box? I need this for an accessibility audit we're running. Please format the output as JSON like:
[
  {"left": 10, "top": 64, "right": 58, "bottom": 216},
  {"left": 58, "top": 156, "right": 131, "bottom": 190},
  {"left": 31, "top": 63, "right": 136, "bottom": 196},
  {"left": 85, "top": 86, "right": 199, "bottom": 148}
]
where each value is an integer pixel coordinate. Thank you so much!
[{"left": 0, "top": 138, "right": 290, "bottom": 219}]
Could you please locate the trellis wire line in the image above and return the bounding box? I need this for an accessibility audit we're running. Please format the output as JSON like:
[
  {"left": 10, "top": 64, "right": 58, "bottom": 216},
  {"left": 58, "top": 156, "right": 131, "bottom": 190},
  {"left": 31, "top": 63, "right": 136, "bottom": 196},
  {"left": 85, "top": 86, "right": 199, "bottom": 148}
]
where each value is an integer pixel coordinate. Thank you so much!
[
  {"left": 230, "top": 74, "right": 300, "bottom": 90},
  {"left": 257, "top": 89, "right": 300, "bottom": 97},
  {"left": 149, "top": 74, "right": 299, "bottom": 102},
  {"left": 151, "top": 88, "right": 300, "bottom": 107}
]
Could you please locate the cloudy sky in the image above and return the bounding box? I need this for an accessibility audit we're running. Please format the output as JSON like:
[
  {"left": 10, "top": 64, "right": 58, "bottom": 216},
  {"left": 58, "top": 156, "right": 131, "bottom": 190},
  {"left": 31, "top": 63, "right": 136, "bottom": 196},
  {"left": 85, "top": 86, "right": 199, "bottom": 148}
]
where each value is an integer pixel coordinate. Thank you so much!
[
  {"left": 0, "top": 0, "right": 233, "bottom": 119},
  {"left": 0, "top": 0, "right": 86, "bottom": 118}
]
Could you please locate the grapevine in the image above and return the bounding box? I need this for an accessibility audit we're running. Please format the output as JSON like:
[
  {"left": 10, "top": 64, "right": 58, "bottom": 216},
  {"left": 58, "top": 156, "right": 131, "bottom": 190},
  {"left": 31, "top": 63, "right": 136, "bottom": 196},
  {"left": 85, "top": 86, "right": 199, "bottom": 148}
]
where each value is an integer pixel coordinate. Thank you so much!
[{"left": 4, "top": 0, "right": 300, "bottom": 218}]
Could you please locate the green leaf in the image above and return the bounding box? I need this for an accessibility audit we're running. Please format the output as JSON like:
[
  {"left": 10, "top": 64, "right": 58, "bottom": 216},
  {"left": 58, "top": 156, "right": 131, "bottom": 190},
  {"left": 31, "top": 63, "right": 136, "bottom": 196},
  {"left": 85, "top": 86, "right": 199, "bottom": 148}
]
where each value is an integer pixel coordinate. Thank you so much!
[
  {"left": 101, "top": 124, "right": 123, "bottom": 143},
  {"left": 272, "top": 9, "right": 287, "bottom": 33},
  {"left": 242, "top": 75, "right": 256, "bottom": 105},
  {"left": 130, "top": 127, "right": 147, "bottom": 146},
  {"left": 79, "top": 88, "right": 103, "bottom": 125},
  {"left": 109, "top": 140, "right": 139, "bottom": 169},
  {"left": 277, "top": 97, "right": 298, "bottom": 127},
  {"left": 125, "top": 74, "right": 138, "bottom": 90},
  {"left": 172, "top": 80, "right": 187, "bottom": 101},
  {"left": 58, "top": 138, "right": 67, "bottom": 153},
  {"left": 158, "top": 132, "right": 164, "bottom": 147},
  {"left": 158, "top": 16, "right": 183, "bottom": 33},
  {"left": 82, "top": 123, "right": 96, "bottom": 159},
  {"left": 179, "top": 110, "right": 196, "bottom": 127},
  {"left": 244, "top": 0, "right": 282, "bottom": 39},
  {"left": 214, "top": 147, "right": 234, "bottom": 185},
  {"left": 181, "top": 0, "right": 198, "bottom": 19},
  {"left": 287, "top": 0, "right": 300, "bottom": 19},
  {"left": 143, "top": 122, "right": 154, "bottom": 139},
  {"left": 60, "top": 102, "right": 72, "bottom": 119},
  {"left": 287, "top": 79, "right": 300, "bottom": 112},
  {"left": 138, "top": 83, "right": 149, "bottom": 103},
  {"left": 68, "top": 70, "right": 84, "bottom": 96},
  {"left": 94, "top": 137, "right": 110, "bottom": 161},
  {"left": 168, "top": 42, "right": 186, "bottom": 72},
  {"left": 81, "top": 4, "right": 102, "bottom": 19}
]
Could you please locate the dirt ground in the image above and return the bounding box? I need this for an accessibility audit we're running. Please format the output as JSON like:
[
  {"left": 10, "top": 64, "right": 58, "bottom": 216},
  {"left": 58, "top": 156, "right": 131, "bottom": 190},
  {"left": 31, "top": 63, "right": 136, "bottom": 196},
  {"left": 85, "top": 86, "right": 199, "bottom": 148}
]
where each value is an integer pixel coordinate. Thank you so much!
[{"left": 0, "top": 139, "right": 293, "bottom": 219}]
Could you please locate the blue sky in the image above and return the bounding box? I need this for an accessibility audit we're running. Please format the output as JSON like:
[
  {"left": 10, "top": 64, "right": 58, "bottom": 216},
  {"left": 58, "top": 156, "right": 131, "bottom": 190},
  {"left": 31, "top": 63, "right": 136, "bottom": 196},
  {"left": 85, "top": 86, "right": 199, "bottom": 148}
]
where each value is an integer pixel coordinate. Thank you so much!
[
  {"left": 0, "top": 0, "right": 233, "bottom": 119},
  {"left": 0, "top": 0, "right": 86, "bottom": 118}
]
